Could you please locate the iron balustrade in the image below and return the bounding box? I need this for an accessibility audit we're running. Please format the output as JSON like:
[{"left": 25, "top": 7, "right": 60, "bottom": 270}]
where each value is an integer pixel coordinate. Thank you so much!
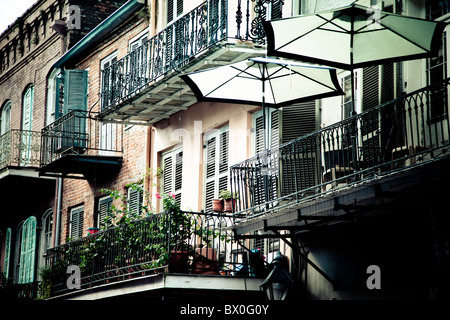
[
  {"left": 230, "top": 79, "right": 450, "bottom": 220},
  {"left": 0, "top": 129, "right": 42, "bottom": 170},
  {"left": 40, "top": 110, "right": 123, "bottom": 167},
  {"left": 100, "top": 0, "right": 283, "bottom": 112},
  {"left": 45, "top": 211, "right": 261, "bottom": 296}
]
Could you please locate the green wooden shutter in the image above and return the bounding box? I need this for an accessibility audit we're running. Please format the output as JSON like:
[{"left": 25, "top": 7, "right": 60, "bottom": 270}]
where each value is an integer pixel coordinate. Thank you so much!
[
  {"left": 63, "top": 70, "right": 88, "bottom": 150},
  {"left": 98, "top": 197, "right": 113, "bottom": 228},
  {"left": 3, "top": 228, "right": 11, "bottom": 279},
  {"left": 18, "top": 216, "right": 37, "bottom": 284},
  {"left": 128, "top": 186, "right": 143, "bottom": 216},
  {"left": 70, "top": 206, "right": 84, "bottom": 240},
  {"left": 63, "top": 70, "right": 88, "bottom": 114}
]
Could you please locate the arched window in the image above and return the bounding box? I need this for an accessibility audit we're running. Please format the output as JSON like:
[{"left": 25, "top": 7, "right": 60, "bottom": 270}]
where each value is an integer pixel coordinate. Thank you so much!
[
  {"left": 38, "top": 209, "right": 53, "bottom": 273},
  {"left": 1, "top": 100, "right": 11, "bottom": 135}
]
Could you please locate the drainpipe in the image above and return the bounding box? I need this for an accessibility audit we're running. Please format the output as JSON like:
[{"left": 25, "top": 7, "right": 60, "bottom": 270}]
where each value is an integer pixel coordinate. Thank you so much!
[{"left": 54, "top": 177, "right": 63, "bottom": 246}]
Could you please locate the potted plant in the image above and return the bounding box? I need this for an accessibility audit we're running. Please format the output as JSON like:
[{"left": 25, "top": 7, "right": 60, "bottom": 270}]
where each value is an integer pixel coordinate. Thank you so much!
[
  {"left": 158, "top": 191, "right": 193, "bottom": 273},
  {"left": 219, "top": 190, "right": 239, "bottom": 212}
]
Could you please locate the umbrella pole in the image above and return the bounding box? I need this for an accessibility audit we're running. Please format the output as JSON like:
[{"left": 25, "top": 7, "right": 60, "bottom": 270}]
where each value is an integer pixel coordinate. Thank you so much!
[{"left": 261, "top": 67, "right": 270, "bottom": 209}]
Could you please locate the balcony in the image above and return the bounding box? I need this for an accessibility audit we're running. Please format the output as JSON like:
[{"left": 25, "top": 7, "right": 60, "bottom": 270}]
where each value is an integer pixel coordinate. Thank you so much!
[
  {"left": 0, "top": 129, "right": 42, "bottom": 176},
  {"left": 39, "top": 110, "right": 123, "bottom": 179},
  {"left": 44, "top": 211, "right": 268, "bottom": 300},
  {"left": 230, "top": 79, "right": 450, "bottom": 229},
  {"left": 99, "top": 0, "right": 282, "bottom": 125}
]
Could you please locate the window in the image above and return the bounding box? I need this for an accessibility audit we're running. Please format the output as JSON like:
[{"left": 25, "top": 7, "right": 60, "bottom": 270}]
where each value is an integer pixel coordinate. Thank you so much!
[
  {"left": 428, "top": 31, "right": 447, "bottom": 121},
  {"left": 46, "top": 69, "right": 61, "bottom": 125},
  {"left": 38, "top": 209, "right": 53, "bottom": 272},
  {"left": 70, "top": 205, "right": 84, "bottom": 240},
  {"left": 166, "top": 0, "right": 184, "bottom": 24},
  {"left": 97, "top": 196, "right": 113, "bottom": 228},
  {"left": 253, "top": 108, "right": 279, "bottom": 154},
  {"left": 101, "top": 52, "right": 118, "bottom": 142},
  {"left": 22, "top": 85, "right": 34, "bottom": 132},
  {"left": 129, "top": 31, "right": 148, "bottom": 52},
  {"left": 41, "top": 210, "right": 53, "bottom": 253},
  {"left": 204, "top": 126, "right": 229, "bottom": 212},
  {"left": 162, "top": 146, "right": 183, "bottom": 206},
  {"left": 341, "top": 73, "right": 355, "bottom": 120},
  {"left": 17, "top": 216, "right": 37, "bottom": 284},
  {"left": 21, "top": 86, "right": 34, "bottom": 166},
  {"left": 1, "top": 100, "right": 11, "bottom": 135}
]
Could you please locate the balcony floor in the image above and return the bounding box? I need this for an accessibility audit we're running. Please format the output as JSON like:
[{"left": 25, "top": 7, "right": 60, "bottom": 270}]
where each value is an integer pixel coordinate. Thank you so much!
[
  {"left": 233, "top": 154, "right": 450, "bottom": 236},
  {"left": 46, "top": 273, "right": 265, "bottom": 301},
  {"left": 39, "top": 154, "right": 123, "bottom": 179}
]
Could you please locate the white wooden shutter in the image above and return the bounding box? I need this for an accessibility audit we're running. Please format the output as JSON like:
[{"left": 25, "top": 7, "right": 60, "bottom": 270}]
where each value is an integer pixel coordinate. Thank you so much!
[
  {"left": 162, "top": 147, "right": 183, "bottom": 206},
  {"left": 204, "top": 126, "right": 229, "bottom": 212},
  {"left": 254, "top": 108, "right": 279, "bottom": 154},
  {"left": 70, "top": 206, "right": 84, "bottom": 240}
]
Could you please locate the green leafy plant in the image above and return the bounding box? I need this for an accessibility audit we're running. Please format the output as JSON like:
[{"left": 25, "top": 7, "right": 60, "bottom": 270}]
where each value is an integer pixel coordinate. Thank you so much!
[{"left": 219, "top": 190, "right": 239, "bottom": 200}]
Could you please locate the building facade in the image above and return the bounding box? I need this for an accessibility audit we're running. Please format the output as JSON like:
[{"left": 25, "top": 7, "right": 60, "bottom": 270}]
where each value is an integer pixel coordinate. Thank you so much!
[{"left": 1, "top": 0, "right": 449, "bottom": 301}]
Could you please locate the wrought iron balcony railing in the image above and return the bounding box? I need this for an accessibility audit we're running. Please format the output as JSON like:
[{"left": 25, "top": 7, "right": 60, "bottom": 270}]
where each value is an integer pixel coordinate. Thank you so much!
[
  {"left": 0, "top": 129, "right": 41, "bottom": 170},
  {"left": 100, "top": 0, "right": 283, "bottom": 112},
  {"left": 40, "top": 110, "right": 123, "bottom": 167},
  {"left": 45, "top": 211, "right": 264, "bottom": 297},
  {"left": 230, "top": 79, "right": 450, "bottom": 220}
]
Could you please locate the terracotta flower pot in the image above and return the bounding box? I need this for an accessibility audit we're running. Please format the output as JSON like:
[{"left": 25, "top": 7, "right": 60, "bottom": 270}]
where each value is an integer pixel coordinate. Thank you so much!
[
  {"left": 223, "top": 199, "right": 236, "bottom": 212},
  {"left": 211, "top": 199, "right": 223, "bottom": 212},
  {"left": 168, "top": 250, "right": 190, "bottom": 273}
]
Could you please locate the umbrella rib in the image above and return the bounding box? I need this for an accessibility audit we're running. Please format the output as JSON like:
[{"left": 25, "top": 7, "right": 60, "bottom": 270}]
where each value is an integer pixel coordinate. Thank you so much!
[
  {"left": 277, "top": 12, "right": 349, "bottom": 52},
  {"left": 202, "top": 65, "right": 260, "bottom": 97},
  {"left": 277, "top": 65, "right": 339, "bottom": 91},
  {"left": 354, "top": 11, "right": 431, "bottom": 53}
]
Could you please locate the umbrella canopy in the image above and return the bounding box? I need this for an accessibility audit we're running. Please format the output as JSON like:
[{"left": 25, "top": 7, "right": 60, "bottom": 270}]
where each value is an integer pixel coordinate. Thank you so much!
[
  {"left": 180, "top": 57, "right": 343, "bottom": 108},
  {"left": 263, "top": 3, "right": 445, "bottom": 70}
]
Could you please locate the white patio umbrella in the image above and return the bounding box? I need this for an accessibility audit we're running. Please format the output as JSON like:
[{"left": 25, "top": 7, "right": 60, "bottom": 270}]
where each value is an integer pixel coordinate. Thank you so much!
[
  {"left": 264, "top": 3, "right": 445, "bottom": 112},
  {"left": 180, "top": 56, "right": 343, "bottom": 150}
]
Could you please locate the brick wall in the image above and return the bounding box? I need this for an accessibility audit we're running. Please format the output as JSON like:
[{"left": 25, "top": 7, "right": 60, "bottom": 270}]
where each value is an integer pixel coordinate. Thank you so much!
[{"left": 59, "top": 16, "right": 150, "bottom": 242}]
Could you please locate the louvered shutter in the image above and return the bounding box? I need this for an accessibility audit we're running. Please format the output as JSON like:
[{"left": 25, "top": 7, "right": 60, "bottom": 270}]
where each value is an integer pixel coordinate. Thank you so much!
[
  {"left": 361, "top": 66, "right": 381, "bottom": 168},
  {"left": 279, "top": 102, "right": 318, "bottom": 197},
  {"left": 167, "top": 0, "right": 174, "bottom": 23},
  {"left": 128, "top": 187, "right": 144, "bottom": 216},
  {"left": 63, "top": 70, "right": 88, "bottom": 114},
  {"left": 98, "top": 197, "right": 113, "bottom": 228},
  {"left": 204, "top": 126, "right": 229, "bottom": 212},
  {"left": 280, "top": 102, "right": 316, "bottom": 143},
  {"left": 18, "top": 216, "right": 37, "bottom": 284},
  {"left": 3, "top": 228, "right": 11, "bottom": 279},
  {"left": 63, "top": 70, "right": 88, "bottom": 150},
  {"left": 162, "top": 147, "right": 183, "bottom": 206},
  {"left": 70, "top": 206, "right": 84, "bottom": 240},
  {"left": 254, "top": 108, "right": 279, "bottom": 154},
  {"left": 21, "top": 86, "right": 34, "bottom": 165}
]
